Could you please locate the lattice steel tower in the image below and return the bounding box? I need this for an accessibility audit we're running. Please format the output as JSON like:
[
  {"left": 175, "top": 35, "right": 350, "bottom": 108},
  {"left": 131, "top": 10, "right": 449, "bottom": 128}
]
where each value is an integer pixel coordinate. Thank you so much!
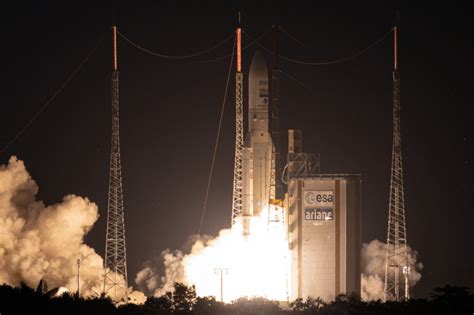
[
  {"left": 267, "top": 25, "right": 285, "bottom": 229},
  {"left": 231, "top": 24, "right": 244, "bottom": 226},
  {"left": 271, "top": 24, "right": 283, "bottom": 201},
  {"left": 104, "top": 26, "right": 128, "bottom": 301},
  {"left": 384, "top": 26, "right": 410, "bottom": 302}
]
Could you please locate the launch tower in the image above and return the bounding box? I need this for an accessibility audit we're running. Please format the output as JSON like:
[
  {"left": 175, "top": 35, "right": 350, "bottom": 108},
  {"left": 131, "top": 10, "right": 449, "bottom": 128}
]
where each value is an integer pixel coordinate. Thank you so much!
[
  {"left": 383, "top": 25, "right": 410, "bottom": 301},
  {"left": 104, "top": 26, "right": 129, "bottom": 301},
  {"left": 231, "top": 22, "right": 244, "bottom": 226}
]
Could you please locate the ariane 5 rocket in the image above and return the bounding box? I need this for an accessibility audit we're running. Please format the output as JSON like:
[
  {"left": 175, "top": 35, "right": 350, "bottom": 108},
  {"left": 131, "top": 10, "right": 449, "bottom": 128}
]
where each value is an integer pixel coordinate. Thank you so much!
[{"left": 242, "top": 51, "right": 275, "bottom": 235}]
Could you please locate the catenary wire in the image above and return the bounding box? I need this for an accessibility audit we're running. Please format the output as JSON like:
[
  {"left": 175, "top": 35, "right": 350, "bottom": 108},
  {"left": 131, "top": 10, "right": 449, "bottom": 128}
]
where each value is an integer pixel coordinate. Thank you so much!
[
  {"left": 118, "top": 28, "right": 268, "bottom": 63},
  {"left": 198, "top": 36, "right": 236, "bottom": 234},
  {"left": 280, "top": 69, "right": 316, "bottom": 94},
  {"left": 117, "top": 30, "right": 233, "bottom": 59},
  {"left": 0, "top": 32, "right": 106, "bottom": 155},
  {"left": 245, "top": 28, "right": 393, "bottom": 65},
  {"left": 279, "top": 26, "right": 321, "bottom": 51}
]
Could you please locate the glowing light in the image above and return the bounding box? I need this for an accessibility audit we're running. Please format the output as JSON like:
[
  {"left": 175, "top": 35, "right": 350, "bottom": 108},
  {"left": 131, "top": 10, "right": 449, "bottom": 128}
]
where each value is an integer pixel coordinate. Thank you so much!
[{"left": 183, "top": 206, "right": 289, "bottom": 302}]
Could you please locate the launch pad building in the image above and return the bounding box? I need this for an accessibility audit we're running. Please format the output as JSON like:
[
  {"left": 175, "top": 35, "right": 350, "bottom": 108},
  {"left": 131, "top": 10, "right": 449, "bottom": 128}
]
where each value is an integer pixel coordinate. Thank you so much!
[{"left": 287, "top": 175, "right": 361, "bottom": 301}]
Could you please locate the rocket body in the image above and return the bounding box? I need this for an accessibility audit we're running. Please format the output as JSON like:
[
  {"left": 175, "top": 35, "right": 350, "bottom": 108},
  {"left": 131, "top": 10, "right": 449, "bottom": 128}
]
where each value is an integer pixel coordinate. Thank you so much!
[{"left": 242, "top": 52, "right": 274, "bottom": 235}]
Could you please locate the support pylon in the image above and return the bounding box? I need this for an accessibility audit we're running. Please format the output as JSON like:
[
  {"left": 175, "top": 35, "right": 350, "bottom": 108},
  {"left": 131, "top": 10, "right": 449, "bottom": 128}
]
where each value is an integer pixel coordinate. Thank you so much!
[
  {"left": 384, "top": 26, "right": 410, "bottom": 302},
  {"left": 231, "top": 22, "right": 244, "bottom": 226},
  {"left": 271, "top": 24, "right": 283, "bottom": 200},
  {"left": 104, "top": 25, "right": 128, "bottom": 302}
]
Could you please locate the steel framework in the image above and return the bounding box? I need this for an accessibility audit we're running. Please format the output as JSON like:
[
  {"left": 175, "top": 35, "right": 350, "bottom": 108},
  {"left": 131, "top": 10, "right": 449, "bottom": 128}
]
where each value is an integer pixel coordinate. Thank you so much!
[
  {"left": 271, "top": 25, "right": 283, "bottom": 201},
  {"left": 231, "top": 27, "right": 244, "bottom": 226},
  {"left": 268, "top": 25, "right": 283, "bottom": 229},
  {"left": 384, "top": 26, "right": 410, "bottom": 302},
  {"left": 104, "top": 26, "right": 128, "bottom": 301}
]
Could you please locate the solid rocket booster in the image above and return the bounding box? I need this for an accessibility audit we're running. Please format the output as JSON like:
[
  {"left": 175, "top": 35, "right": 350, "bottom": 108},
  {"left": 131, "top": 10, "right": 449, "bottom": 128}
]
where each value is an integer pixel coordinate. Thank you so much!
[{"left": 242, "top": 51, "right": 274, "bottom": 235}]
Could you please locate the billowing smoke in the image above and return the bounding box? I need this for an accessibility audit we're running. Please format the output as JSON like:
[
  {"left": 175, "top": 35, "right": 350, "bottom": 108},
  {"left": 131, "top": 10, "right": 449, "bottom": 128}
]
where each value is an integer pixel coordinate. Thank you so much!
[
  {"left": 361, "top": 239, "right": 423, "bottom": 301},
  {"left": 0, "top": 157, "right": 145, "bottom": 303},
  {"left": 135, "top": 234, "right": 214, "bottom": 296},
  {"left": 136, "top": 248, "right": 185, "bottom": 296},
  {"left": 137, "top": 232, "right": 423, "bottom": 302}
]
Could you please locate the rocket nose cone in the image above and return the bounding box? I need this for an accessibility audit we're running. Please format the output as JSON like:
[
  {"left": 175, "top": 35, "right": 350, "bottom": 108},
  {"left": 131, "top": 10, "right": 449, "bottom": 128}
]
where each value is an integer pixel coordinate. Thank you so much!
[{"left": 249, "top": 50, "right": 268, "bottom": 78}]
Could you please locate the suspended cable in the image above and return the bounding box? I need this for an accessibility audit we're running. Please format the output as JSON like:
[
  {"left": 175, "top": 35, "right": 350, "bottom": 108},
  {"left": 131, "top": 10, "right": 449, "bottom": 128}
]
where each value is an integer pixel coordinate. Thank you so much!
[
  {"left": 280, "top": 69, "right": 316, "bottom": 94},
  {"left": 245, "top": 28, "right": 393, "bottom": 65},
  {"left": 117, "top": 30, "right": 233, "bottom": 59},
  {"left": 198, "top": 36, "right": 236, "bottom": 234},
  {"left": 119, "top": 28, "right": 268, "bottom": 63},
  {"left": 0, "top": 33, "right": 106, "bottom": 155},
  {"left": 279, "top": 26, "right": 321, "bottom": 51}
]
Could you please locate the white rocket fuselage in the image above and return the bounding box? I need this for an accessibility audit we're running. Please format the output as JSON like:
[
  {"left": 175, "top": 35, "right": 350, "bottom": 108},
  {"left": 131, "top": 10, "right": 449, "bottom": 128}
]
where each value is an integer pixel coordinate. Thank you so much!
[{"left": 242, "top": 52, "right": 274, "bottom": 235}]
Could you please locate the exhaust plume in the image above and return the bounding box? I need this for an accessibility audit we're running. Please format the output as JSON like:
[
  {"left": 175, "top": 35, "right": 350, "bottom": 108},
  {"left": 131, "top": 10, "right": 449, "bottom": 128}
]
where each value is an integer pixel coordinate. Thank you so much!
[
  {"left": 0, "top": 156, "right": 145, "bottom": 303},
  {"left": 138, "top": 232, "right": 423, "bottom": 302},
  {"left": 361, "top": 239, "right": 423, "bottom": 301},
  {"left": 135, "top": 248, "right": 185, "bottom": 296},
  {"left": 136, "top": 209, "right": 290, "bottom": 302}
]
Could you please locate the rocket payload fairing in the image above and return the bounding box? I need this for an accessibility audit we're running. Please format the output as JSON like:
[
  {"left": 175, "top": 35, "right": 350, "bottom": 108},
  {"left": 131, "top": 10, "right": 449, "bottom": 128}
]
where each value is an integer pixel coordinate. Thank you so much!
[{"left": 242, "top": 51, "right": 274, "bottom": 235}]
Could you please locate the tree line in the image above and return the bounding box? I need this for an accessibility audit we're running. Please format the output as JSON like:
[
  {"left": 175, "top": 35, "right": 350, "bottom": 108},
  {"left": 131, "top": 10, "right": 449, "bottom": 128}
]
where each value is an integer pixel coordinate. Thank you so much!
[{"left": 0, "top": 281, "right": 472, "bottom": 314}]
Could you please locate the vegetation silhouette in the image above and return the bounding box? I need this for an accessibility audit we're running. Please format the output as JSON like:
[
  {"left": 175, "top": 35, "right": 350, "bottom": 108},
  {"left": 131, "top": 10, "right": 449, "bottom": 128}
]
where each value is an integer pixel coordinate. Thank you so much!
[{"left": 0, "top": 281, "right": 472, "bottom": 314}]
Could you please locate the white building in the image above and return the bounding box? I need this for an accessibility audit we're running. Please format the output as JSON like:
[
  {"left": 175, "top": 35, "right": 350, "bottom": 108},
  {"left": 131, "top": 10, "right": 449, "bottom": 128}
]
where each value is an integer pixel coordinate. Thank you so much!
[{"left": 287, "top": 175, "right": 361, "bottom": 301}]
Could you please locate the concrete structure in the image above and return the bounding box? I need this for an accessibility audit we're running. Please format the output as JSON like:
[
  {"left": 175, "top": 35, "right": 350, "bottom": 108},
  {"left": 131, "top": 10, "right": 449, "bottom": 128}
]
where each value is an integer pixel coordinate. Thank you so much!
[{"left": 287, "top": 175, "right": 361, "bottom": 301}]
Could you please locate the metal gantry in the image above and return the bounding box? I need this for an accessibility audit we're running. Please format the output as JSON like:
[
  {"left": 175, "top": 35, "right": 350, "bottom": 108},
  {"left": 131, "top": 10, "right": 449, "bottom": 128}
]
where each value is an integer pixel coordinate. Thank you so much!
[
  {"left": 384, "top": 26, "right": 410, "bottom": 302},
  {"left": 271, "top": 25, "right": 283, "bottom": 201},
  {"left": 104, "top": 26, "right": 129, "bottom": 302},
  {"left": 268, "top": 25, "right": 281, "bottom": 228},
  {"left": 231, "top": 27, "right": 244, "bottom": 226}
]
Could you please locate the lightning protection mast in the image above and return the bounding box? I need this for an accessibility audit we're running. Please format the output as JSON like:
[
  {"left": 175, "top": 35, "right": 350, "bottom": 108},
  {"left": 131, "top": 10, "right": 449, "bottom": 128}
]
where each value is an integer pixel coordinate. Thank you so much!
[
  {"left": 384, "top": 25, "right": 410, "bottom": 302},
  {"left": 231, "top": 15, "right": 244, "bottom": 226},
  {"left": 271, "top": 24, "right": 283, "bottom": 201},
  {"left": 104, "top": 25, "right": 129, "bottom": 302}
]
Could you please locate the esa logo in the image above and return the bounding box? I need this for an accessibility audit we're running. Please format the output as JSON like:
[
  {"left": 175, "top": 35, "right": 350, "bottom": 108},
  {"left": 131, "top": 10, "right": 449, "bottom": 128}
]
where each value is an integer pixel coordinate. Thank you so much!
[{"left": 304, "top": 191, "right": 334, "bottom": 206}]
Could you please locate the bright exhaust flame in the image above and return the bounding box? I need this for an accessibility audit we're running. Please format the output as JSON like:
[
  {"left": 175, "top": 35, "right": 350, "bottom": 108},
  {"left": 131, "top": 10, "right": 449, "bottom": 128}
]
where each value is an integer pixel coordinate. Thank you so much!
[
  {"left": 184, "top": 207, "right": 289, "bottom": 302},
  {"left": 137, "top": 205, "right": 424, "bottom": 302},
  {"left": 135, "top": 206, "right": 290, "bottom": 302},
  {"left": 183, "top": 207, "right": 290, "bottom": 303}
]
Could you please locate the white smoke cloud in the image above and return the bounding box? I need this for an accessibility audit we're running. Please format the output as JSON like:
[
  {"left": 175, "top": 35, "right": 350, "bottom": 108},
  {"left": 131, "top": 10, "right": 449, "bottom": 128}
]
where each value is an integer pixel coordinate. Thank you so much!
[
  {"left": 135, "top": 233, "right": 219, "bottom": 297},
  {"left": 135, "top": 248, "right": 185, "bottom": 296},
  {"left": 138, "top": 232, "right": 423, "bottom": 302},
  {"left": 0, "top": 156, "right": 145, "bottom": 303},
  {"left": 361, "top": 239, "right": 423, "bottom": 301}
]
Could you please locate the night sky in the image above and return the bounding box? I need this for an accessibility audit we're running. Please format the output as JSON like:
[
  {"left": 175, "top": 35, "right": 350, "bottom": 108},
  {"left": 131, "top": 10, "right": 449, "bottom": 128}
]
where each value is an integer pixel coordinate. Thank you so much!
[{"left": 1, "top": 3, "right": 472, "bottom": 298}]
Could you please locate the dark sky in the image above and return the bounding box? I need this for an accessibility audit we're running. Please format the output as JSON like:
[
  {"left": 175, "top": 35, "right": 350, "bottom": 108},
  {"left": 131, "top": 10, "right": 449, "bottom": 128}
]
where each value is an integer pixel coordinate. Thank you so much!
[{"left": 1, "top": 3, "right": 472, "bottom": 298}]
